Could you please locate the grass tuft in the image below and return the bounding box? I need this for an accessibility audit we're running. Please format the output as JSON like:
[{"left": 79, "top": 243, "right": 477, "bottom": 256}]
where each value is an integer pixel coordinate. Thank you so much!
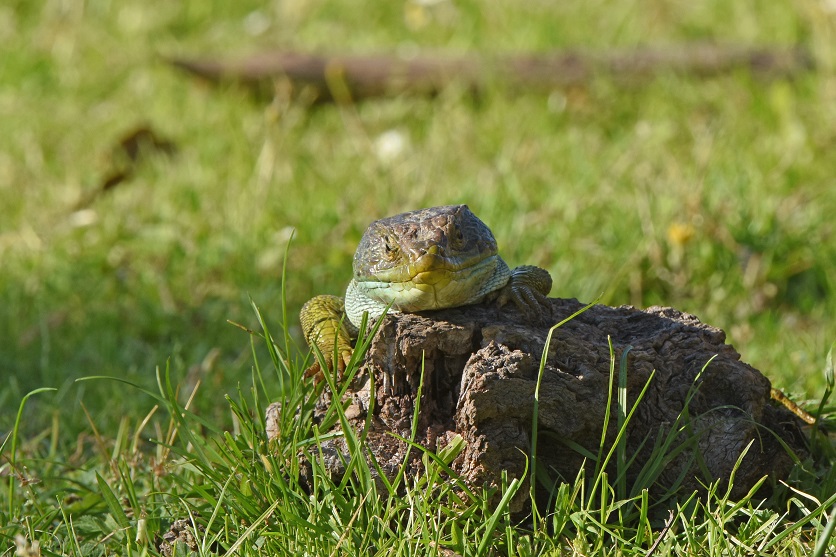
[{"left": 0, "top": 301, "right": 834, "bottom": 553}]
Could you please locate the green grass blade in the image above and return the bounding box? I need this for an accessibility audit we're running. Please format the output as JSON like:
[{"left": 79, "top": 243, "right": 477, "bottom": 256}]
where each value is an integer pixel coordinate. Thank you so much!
[
  {"left": 477, "top": 473, "right": 525, "bottom": 557},
  {"left": 95, "top": 472, "right": 132, "bottom": 547},
  {"left": 812, "top": 502, "right": 836, "bottom": 557},
  {"left": 5, "top": 387, "right": 57, "bottom": 519},
  {"left": 616, "top": 344, "right": 633, "bottom": 502},
  {"left": 530, "top": 298, "right": 598, "bottom": 518}
]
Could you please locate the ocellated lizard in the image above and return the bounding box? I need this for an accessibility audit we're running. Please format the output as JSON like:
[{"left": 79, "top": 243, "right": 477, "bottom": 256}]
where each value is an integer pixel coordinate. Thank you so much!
[{"left": 300, "top": 204, "right": 552, "bottom": 374}]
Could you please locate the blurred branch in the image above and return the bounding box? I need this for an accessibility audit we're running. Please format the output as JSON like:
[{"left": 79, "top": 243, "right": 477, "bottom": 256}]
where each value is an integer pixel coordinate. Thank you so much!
[
  {"left": 75, "top": 125, "right": 177, "bottom": 210},
  {"left": 167, "top": 44, "right": 813, "bottom": 103}
]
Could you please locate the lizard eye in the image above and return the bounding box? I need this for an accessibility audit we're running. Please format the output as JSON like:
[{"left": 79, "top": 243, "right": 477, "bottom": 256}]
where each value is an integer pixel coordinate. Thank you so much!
[
  {"left": 383, "top": 236, "right": 399, "bottom": 258},
  {"left": 452, "top": 225, "right": 465, "bottom": 245}
]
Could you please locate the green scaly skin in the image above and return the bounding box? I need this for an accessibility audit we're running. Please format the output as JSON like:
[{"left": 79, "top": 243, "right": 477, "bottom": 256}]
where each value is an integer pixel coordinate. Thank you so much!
[{"left": 300, "top": 205, "right": 552, "bottom": 374}]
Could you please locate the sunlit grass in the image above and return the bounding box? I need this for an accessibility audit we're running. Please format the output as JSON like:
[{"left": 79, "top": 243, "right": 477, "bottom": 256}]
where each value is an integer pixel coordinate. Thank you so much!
[
  {"left": 3, "top": 302, "right": 833, "bottom": 555},
  {"left": 1, "top": 0, "right": 834, "bottom": 554}
]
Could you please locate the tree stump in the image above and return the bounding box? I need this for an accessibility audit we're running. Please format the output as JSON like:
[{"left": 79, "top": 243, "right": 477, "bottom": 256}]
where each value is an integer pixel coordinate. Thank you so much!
[{"left": 287, "top": 298, "right": 808, "bottom": 512}]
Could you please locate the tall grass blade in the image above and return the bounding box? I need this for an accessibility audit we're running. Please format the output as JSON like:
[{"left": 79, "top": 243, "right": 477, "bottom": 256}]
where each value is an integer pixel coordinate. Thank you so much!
[
  {"left": 477, "top": 472, "right": 525, "bottom": 557},
  {"left": 4, "top": 387, "right": 56, "bottom": 519},
  {"left": 530, "top": 298, "right": 597, "bottom": 519},
  {"left": 812, "top": 502, "right": 836, "bottom": 557},
  {"left": 617, "top": 345, "right": 633, "bottom": 501}
]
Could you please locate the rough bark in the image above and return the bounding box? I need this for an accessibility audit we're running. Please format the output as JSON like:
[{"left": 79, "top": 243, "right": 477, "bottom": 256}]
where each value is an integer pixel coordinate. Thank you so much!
[
  {"left": 168, "top": 45, "right": 813, "bottom": 103},
  {"left": 281, "top": 298, "right": 807, "bottom": 512}
]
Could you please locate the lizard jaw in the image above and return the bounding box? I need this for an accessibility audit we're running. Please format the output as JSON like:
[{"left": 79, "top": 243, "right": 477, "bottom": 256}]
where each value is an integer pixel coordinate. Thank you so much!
[{"left": 355, "top": 254, "right": 501, "bottom": 311}]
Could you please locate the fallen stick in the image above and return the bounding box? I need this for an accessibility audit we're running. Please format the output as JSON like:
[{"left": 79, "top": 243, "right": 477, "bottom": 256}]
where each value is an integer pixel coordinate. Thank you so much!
[{"left": 167, "top": 44, "right": 813, "bottom": 102}]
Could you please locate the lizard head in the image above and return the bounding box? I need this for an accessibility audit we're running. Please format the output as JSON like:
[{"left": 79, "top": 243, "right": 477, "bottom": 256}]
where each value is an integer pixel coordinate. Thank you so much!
[{"left": 352, "top": 205, "right": 503, "bottom": 311}]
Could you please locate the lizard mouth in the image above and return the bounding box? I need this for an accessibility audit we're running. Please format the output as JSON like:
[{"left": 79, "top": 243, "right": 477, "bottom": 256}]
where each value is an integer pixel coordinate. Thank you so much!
[
  {"left": 362, "top": 247, "right": 494, "bottom": 284},
  {"left": 355, "top": 253, "right": 500, "bottom": 311},
  {"left": 408, "top": 249, "right": 493, "bottom": 284}
]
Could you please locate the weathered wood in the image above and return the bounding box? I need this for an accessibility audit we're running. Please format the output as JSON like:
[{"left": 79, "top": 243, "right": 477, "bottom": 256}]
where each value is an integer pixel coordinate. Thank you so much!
[
  {"left": 284, "top": 298, "right": 808, "bottom": 513},
  {"left": 169, "top": 45, "right": 813, "bottom": 102}
]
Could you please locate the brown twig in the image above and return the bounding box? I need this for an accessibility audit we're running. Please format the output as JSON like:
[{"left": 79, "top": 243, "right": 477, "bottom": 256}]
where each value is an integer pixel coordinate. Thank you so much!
[
  {"left": 646, "top": 510, "right": 676, "bottom": 557},
  {"left": 167, "top": 44, "right": 813, "bottom": 103},
  {"left": 75, "top": 125, "right": 177, "bottom": 210}
]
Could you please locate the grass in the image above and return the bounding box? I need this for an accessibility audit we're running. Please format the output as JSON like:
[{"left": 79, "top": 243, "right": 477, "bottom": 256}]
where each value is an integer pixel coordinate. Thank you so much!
[
  {"left": 1, "top": 0, "right": 835, "bottom": 554},
  {"left": 3, "top": 305, "right": 834, "bottom": 555}
]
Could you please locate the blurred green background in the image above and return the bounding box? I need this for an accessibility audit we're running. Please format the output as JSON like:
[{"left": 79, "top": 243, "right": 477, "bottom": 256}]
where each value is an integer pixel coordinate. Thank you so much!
[{"left": 1, "top": 0, "right": 834, "bottom": 441}]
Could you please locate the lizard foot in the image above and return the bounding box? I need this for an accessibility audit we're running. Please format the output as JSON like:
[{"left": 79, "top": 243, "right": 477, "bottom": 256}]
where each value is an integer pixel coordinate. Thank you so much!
[
  {"left": 497, "top": 265, "right": 553, "bottom": 324},
  {"left": 303, "top": 350, "right": 352, "bottom": 385}
]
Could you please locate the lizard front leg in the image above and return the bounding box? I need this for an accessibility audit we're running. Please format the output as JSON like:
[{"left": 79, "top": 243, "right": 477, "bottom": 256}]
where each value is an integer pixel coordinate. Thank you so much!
[
  {"left": 300, "top": 294, "right": 355, "bottom": 378},
  {"left": 496, "top": 265, "right": 553, "bottom": 321}
]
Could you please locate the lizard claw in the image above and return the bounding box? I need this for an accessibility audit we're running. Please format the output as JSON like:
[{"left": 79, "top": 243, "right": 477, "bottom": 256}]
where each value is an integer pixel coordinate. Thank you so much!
[
  {"left": 303, "top": 350, "right": 352, "bottom": 384},
  {"left": 497, "top": 265, "right": 552, "bottom": 324}
]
